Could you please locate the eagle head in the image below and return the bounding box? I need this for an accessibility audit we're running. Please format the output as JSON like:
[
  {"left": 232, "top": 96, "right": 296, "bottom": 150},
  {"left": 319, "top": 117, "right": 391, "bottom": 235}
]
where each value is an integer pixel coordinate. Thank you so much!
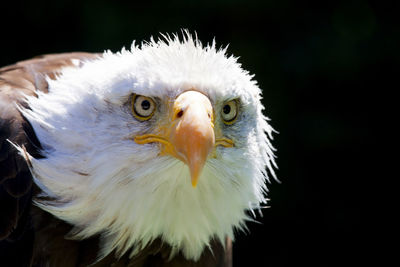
[{"left": 20, "top": 33, "right": 276, "bottom": 261}]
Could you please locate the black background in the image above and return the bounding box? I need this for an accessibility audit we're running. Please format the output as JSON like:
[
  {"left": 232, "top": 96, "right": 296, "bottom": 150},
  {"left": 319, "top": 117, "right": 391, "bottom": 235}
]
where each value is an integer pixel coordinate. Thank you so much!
[{"left": 1, "top": 0, "right": 393, "bottom": 266}]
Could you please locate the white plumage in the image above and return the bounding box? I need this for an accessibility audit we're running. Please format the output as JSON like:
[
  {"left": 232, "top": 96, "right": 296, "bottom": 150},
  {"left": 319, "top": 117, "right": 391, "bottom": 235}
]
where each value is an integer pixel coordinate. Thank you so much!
[{"left": 17, "top": 33, "right": 276, "bottom": 261}]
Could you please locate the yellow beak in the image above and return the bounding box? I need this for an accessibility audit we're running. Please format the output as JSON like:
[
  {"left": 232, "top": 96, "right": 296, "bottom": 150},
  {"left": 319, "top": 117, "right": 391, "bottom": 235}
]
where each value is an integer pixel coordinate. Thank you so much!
[
  {"left": 168, "top": 91, "right": 215, "bottom": 187},
  {"left": 134, "top": 90, "right": 233, "bottom": 187}
]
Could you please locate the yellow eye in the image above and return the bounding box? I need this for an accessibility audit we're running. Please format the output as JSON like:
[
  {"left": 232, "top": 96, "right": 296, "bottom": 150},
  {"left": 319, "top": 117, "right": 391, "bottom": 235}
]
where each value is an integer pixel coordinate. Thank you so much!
[
  {"left": 131, "top": 94, "right": 156, "bottom": 121},
  {"left": 221, "top": 100, "right": 239, "bottom": 125}
]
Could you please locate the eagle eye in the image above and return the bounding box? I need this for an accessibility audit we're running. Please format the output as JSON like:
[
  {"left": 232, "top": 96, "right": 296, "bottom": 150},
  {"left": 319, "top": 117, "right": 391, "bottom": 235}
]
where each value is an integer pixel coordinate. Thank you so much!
[
  {"left": 132, "top": 94, "right": 156, "bottom": 121},
  {"left": 221, "top": 100, "right": 239, "bottom": 125}
]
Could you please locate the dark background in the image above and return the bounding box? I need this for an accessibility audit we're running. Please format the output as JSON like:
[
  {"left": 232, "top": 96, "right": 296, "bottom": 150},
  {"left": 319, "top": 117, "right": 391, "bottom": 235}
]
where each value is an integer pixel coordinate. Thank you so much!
[{"left": 1, "top": 0, "right": 393, "bottom": 266}]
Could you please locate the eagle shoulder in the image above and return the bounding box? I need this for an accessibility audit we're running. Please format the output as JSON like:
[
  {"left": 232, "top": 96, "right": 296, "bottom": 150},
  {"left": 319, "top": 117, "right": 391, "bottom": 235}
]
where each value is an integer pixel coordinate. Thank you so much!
[{"left": 0, "top": 52, "right": 98, "bottom": 266}]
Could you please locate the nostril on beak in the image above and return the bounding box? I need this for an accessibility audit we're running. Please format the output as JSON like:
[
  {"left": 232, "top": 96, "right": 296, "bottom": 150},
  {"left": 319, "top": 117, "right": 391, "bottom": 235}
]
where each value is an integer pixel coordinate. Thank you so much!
[{"left": 176, "top": 109, "right": 184, "bottom": 118}]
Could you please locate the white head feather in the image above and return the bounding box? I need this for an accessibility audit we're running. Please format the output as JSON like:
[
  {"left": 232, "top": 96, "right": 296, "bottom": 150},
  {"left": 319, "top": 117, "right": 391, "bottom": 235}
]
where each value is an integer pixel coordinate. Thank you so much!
[{"left": 19, "top": 33, "right": 277, "bottom": 261}]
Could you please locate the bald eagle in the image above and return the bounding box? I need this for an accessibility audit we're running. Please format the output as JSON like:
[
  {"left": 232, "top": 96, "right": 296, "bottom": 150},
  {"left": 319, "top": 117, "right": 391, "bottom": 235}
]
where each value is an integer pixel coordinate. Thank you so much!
[{"left": 0, "top": 33, "right": 276, "bottom": 266}]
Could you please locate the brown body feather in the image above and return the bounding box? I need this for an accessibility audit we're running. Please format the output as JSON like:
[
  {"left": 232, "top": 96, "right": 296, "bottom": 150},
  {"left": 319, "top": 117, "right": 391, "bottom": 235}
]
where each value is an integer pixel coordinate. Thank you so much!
[{"left": 0, "top": 54, "right": 232, "bottom": 267}]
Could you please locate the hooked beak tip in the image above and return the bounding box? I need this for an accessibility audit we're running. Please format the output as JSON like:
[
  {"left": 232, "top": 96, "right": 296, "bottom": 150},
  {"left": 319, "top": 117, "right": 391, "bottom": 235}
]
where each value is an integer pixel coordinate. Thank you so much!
[{"left": 188, "top": 156, "right": 207, "bottom": 188}]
